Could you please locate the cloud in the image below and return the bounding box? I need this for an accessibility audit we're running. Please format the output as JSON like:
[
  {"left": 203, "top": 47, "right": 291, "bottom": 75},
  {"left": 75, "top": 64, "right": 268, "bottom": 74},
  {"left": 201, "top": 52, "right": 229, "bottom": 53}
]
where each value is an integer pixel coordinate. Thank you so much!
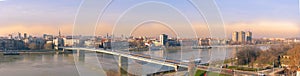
[
  {"left": 94, "top": 20, "right": 299, "bottom": 38},
  {"left": 226, "top": 20, "right": 299, "bottom": 38},
  {"left": 0, "top": 24, "right": 73, "bottom": 36},
  {"left": 1, "top": 20, "right": 298, "bottom": 38},
  {"left": 0, "top": 0, "right": 5, "bottom": 1},
  {"left": 130, "top": 22, "right": 177, "bottom": 37}
]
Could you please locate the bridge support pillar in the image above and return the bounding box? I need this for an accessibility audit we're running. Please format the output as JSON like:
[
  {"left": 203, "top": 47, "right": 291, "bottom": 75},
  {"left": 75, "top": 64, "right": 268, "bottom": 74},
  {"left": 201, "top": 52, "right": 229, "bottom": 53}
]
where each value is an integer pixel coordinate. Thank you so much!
[
  {"left": 118, "top": 55, "right": 128, "bottom": 76},
  {"left": 174, "top": 66, "right": 178, "bottom": 72},
  {"left": 118, "top": 55, "right": 122, "bottom": 67},
  {"left": 76, "top": 49, "right": 85, "bottom": 62}
]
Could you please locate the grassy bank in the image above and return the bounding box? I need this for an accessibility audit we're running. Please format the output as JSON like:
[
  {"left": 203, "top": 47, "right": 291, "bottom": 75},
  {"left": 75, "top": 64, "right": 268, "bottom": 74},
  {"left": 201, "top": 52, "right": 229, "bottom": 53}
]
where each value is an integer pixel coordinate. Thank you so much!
[
  {"left": 227, "top": 66, "right": 262, "bottom": 71},
  {"left": 195, "top": 70, "right": 231, "bottom": 76}
]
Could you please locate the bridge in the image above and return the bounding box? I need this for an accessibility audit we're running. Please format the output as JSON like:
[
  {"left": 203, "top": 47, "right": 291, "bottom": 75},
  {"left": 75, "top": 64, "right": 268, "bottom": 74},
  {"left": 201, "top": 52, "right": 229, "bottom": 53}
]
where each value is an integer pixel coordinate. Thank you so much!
[
  {"left": 61, "top": 47, "right": 188, "bottom": 72},
  {"left": 60, "top": 47, "right": 259, "bottom": 75}
]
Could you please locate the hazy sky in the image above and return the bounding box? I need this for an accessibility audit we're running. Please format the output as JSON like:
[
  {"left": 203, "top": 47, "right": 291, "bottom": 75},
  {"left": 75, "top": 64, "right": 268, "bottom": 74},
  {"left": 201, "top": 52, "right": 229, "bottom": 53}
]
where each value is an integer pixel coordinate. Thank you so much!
[{"left": 0, "top": 0, "right": 299, "bottom": 38}]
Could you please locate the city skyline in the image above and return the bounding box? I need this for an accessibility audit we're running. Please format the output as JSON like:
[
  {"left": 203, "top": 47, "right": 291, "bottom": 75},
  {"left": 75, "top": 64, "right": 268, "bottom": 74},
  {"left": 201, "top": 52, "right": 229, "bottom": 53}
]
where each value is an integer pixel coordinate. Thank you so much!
[
  {"left": 0, "top": 0, "right": 299, "bottom": 38},
  {"left": 0, "top": 21, "right": 298, "bottom": 38},
  {"left": 1, "top": 1, "right": 300, "bottom": 76}
]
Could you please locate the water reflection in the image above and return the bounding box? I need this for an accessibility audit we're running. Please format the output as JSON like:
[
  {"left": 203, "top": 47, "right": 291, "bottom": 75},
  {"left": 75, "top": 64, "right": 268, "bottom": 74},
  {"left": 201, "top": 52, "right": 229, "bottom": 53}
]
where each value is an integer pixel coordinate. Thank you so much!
[{"left": 0, "top": 53, "right": 79, "bottom": 76}]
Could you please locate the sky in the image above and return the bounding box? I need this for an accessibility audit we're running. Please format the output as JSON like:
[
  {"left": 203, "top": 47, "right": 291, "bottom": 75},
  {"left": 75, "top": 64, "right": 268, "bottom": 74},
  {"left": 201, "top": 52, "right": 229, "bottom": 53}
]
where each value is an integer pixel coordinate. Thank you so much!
[{"left": 0, "top": 0, "right": 299, "bottom": 38}]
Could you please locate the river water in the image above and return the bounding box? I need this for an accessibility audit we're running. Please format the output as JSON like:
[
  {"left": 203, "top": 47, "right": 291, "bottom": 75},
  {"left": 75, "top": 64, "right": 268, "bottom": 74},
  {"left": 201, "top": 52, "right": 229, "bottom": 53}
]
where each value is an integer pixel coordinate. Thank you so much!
[{"left": 0, "top": 46, "right": 269, "bottom": 76}]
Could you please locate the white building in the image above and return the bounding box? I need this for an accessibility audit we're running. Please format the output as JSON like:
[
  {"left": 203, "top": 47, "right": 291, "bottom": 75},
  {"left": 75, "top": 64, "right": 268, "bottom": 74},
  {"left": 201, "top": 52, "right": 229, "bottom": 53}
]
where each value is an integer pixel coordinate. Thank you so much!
[
  {"left": 46, "top": 41, "right": 53, "bottom": 44},
  {"left": 63, "top": 38, "right": 80, "bottom": 47},
  {"left": 153, "top": 41, "right": 162, "bottom": 46},
  {"left": 159, "top": 34, "right": 168, "bottom": 46},
  {"left": 297, "top": 69, "right": 300, "bottom": 76},
  {"left": 53, "top": 38, "right": 64, "bottom": 50},
  {"left": 84, "top": 40, "right": 94, "bottom": 47},
  {"left": 232, "top": 31, "right": 238, "bottom": 42}
]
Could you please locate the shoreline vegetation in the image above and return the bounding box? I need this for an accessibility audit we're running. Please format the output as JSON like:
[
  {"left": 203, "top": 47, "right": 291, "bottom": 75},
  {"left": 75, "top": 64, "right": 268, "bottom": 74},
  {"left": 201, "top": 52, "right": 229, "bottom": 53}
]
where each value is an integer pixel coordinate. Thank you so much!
[{"left": 195, "top": 70, "right": 231, "bottom": 76}]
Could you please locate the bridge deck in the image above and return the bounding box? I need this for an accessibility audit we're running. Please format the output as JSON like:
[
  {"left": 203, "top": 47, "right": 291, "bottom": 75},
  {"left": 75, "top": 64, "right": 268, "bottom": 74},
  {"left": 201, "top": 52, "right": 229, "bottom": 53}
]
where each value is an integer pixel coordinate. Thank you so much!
[
  {"left": 63, "top": 47, "right": 185, "bottom": 68},
  {"left": 62, "top": 47, "right": 258, "bottom": 75}
]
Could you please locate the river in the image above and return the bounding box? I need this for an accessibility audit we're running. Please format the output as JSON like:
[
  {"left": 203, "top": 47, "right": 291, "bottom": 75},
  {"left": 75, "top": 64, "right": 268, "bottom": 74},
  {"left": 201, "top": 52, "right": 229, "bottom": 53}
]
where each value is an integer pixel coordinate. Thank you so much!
[{"left": 0, "top": 46, "right": 270, "bottom": 76}]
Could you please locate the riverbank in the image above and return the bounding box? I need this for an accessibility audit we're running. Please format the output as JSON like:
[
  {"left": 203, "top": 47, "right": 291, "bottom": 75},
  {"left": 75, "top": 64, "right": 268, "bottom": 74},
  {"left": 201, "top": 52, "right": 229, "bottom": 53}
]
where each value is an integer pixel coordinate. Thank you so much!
[{"left": 0, "top": 49, "right": 57, "bottom": 54}]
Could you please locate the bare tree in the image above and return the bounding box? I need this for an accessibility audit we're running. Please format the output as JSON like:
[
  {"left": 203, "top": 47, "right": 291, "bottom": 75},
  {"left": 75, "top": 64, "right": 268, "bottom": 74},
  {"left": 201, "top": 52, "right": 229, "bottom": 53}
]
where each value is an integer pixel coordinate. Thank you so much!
[
  {"left": 236, "top": 46, "right": 260, "bottom": 67},
  {"left": 44, "top": 43, "right": 53, "bottom": 50},
  {"left": 255, "top": 44, "right": 292, "bottom": 68},
  {"left": 286, "top": 44, "right": 300, "bottom": 73},
  {"left": 28, "top": 43, "right": 37, "bottom": 50}
]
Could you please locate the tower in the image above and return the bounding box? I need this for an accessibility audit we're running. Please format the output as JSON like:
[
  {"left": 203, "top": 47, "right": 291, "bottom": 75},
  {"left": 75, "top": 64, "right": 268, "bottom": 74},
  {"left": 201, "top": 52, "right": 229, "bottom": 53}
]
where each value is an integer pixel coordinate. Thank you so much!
[
  {"left": 160, "top": 34, "right": 168, "bottom": 46},
  {"left": 58, "top": 28, "right": 61, "bottom": 38},
  {"left": 231, "top": 31, "right": 238, "bottom": 42},
  {"left": 238, "top": 31, "right": 245, "bottom": 43},
  {"left": 18, "top": 32, "right": 22, "bottom": 40},
  {"left": 24, "top": 33, "right": 27, "bottom": 39},
  {"left": 54, "top": 28, "right": 64, "bottom": 50},
  {"left": 246, "top": 31, "right": 252, "bottom": 43}
]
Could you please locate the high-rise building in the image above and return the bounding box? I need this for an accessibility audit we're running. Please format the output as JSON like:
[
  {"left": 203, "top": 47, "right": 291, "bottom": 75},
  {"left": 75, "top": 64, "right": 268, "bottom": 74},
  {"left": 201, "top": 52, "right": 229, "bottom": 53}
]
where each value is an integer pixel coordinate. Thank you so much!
[
  {"left": 160, "top": 34, "right": 168, "bottom": 46},
  {"left": 43, "top": 34, "right": 47, "bottom": 39},
  {"left": 232, "top": 31, "right": 252, "bottom": 44},
  {"left": 18, "top": 32, "right": 22, "bottom": 40},
  {"left": 232, "top": 32, "right": 239, "bottom": 42},
  {"left": 8, "top": 34, "right": 13, "bottom": 39},
  {"left": 246, "top": 31, "right": 252, "bottom": 43},
  {"left": 24, "top": 33, "right": 27, "bottom": 39},
  {"left": 238, "top": 31, "right": 246, "bottom": 42}
]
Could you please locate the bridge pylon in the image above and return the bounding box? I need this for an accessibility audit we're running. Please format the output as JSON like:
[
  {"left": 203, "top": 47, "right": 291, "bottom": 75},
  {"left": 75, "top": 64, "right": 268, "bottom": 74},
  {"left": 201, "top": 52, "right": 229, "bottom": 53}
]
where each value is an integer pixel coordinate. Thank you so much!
[
  {"left": 76, "top": 49, "right": 85, "bottom": 62},
  {"left": 118, "top": 55, "right": 128, "bottom": 76}
]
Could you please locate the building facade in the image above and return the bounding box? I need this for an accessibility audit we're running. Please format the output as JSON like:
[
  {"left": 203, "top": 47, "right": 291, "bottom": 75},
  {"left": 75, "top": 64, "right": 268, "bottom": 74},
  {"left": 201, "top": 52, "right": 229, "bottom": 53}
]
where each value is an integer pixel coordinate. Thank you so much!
[
  {"left": 199, "top": 38, "right": 210, "bottom": 46},
  {"left": 159, "top": 34, "right": 168, "bottom": 46},
  {"left": 0, "top": 39, "right": 25, "bottom": 50},
  {"left": 238, "top": 31, "right": 246, "bottom": 42},
  {"left": 232, "top": 32, "right": 239, "bottom": 42},
  {"left": 231, "top": 31, "right": 252, "bottom": 44},
  {"left": 246, "top": 31, "right": 252, "bottom": 43}
]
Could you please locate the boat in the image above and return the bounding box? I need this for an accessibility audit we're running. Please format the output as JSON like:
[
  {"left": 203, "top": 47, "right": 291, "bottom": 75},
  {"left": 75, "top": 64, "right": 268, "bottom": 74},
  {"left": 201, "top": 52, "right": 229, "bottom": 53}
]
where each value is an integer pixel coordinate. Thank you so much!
[
  {"left": 192, "top": 46, "right": 212, "bottom": 49},
  {"left": 181, "top": 58, "right": 202, "bottom": 65}
]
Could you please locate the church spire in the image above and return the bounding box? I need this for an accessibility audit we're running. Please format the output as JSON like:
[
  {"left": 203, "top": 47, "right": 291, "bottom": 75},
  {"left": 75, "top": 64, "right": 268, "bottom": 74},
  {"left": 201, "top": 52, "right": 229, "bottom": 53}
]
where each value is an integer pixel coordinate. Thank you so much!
[{"left": 58, "top": 28, "right": 61, "bottom": 38}]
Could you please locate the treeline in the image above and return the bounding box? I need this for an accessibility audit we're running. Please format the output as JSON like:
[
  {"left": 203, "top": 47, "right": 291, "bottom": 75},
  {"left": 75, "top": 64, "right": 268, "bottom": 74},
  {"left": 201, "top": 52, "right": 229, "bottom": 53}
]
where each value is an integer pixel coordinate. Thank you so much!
[
  {"left": 285, "top": 44, "right": 300, "bottom": 74},
  {"left": 27, "top": 43, "right": 53, "bottom": 50},
  {"left": 236, "top": 44, "right": 297, "bottom": 68}
]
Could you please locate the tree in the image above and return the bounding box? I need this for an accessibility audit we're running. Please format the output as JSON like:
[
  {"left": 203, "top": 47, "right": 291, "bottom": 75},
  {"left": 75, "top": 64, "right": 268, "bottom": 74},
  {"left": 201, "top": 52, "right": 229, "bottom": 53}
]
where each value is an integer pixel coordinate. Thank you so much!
[
  {"left": 255, "top": 44, "right": 292, "bottom": 68},
  {"left": 286, "top": 44, "right": 300, "bottom": 73},
  {"left": 236, "top": 46, "right": 260, "bottom": 67},
  {"left": 44, "top": 43, "right": 53, "bottom": 50},
  {"left": 255, "top": 51, "right": 269, "bottom": 65},
  {"left": 28, "top": 43, "right": 37, "bottom": 50}
]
